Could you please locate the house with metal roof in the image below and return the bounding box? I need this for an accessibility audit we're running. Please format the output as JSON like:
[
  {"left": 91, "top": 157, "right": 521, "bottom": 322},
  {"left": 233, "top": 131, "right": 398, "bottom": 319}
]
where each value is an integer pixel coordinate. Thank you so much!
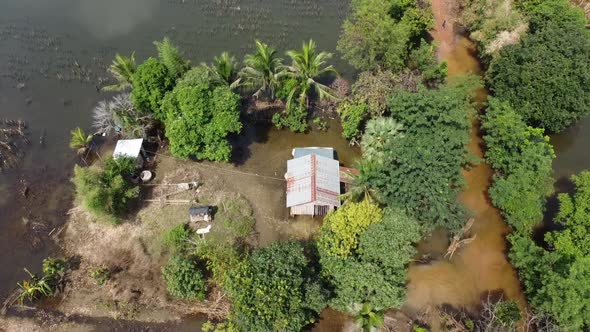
[{"left": 285, "top": 149, "right": 341, "bottom": 217}]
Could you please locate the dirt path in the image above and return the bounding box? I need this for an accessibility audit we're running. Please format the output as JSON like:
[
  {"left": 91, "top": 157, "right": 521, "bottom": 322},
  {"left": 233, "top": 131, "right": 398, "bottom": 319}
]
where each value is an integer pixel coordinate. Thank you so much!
[{"left": 404, "top": 0, "right": 527, "bottom": 326}]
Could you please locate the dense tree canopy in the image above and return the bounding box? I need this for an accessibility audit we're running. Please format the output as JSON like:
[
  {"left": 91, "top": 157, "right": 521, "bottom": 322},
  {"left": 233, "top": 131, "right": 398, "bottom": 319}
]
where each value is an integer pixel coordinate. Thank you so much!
[
  {"left": 162, "top": 254, "right": 207, "bottom": 300},
  {"left": 481, "top": 97, "right": 554, "bottom": 233},
  {"left": 319, "top": 207, "right": 421, "bottom": 312},
  {"left": 224, "top": 241, "right": 327, "bottom": 332},
  {"left": 337, "top": 0, "right": 433, "bottom": 72},
  {"left": 487, "top": 2, "right": 590, "bottom": 132},
  {"left": 161, "top": 69, "right": 241, "bottom": 161},
  {"left": 357, "top": 80, "right": 478, "bottom": 232},
  {"left": 131, "top": 58, "right": 175, "bottom": 116}
]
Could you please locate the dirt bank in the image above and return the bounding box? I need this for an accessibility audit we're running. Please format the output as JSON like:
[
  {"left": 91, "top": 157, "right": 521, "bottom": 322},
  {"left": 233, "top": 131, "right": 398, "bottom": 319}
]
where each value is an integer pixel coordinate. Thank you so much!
[{"left": 404, "top": 0, "right": 527, "bottom": 327}]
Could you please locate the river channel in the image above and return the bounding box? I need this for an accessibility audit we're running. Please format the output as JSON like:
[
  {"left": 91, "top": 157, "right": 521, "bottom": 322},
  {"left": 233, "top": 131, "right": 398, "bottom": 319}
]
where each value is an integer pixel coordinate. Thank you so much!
[{"left": 1, "top": 0, "right": 589, "bottom": 330}]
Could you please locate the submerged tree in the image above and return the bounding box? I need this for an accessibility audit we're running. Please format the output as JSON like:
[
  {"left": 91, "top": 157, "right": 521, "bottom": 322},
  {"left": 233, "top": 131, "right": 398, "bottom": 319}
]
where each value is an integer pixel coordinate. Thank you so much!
[
  {"left": 285, "top": 39, "right": 338, "bottom": 108},
  {"left": 240, "top": 40, "right": 285, "bottom": 100},
  {"left": 103, "top": 52, "right": 136, "bottom": 91}
]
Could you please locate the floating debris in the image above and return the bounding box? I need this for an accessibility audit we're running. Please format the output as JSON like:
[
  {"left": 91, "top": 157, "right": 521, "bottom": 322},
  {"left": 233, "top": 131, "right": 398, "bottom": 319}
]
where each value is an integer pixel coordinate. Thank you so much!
[{"left": 0, "top": 118, "right": 30, "bottom": 171}]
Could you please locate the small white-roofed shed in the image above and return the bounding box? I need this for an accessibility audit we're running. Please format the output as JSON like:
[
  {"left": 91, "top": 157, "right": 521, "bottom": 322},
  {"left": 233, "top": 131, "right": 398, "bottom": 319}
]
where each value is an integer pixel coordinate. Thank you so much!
[{"left": 113, "top": 138, "right": 145, "bottom": 167}]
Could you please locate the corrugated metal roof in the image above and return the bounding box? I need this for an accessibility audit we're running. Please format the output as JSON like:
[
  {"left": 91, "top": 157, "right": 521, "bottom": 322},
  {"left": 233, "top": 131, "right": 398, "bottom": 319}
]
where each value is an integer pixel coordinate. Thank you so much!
[
  {"left": 292, "top": 147, "right": 334, "bottom": 159},
  {"left": 286, "top": 154, "right": 340, "bottom": 208},
  {"left": 113, "top": 138, "right": 143, "bottom": 159}
]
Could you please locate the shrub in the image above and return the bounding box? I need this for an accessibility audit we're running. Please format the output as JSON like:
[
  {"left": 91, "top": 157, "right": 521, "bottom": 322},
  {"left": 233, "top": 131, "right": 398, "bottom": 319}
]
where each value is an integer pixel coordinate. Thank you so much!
[
  {"left": 271, "top": 102, "right": 309, "bottom": 133},
  {"left": 162, "top": 255, "right": 206, "bottom": 300},
  {"left": 163, "top": 224, "right": 191, "bottom": 254},
  {"left": 73, "top": 157, "right": 139, "bottom": 224},
  {"left": 91, "top": 267, "right": 110, "bottom": 286}
]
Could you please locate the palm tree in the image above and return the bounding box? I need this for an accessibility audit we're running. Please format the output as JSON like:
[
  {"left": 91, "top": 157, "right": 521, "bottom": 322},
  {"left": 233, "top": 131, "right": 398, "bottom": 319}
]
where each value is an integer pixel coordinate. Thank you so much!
[
  {"left": 206, "top": 52, "right": 241, "bottom": 88},
  {"left": 240, "top": 40, "right": 285, "bottom": 100},
  {"left": 103, "top": 53, "right": 136, "bottom": 91},
  {"left": 69, "top": 127, "right": 93, "bottom": 155},
  {"left": 154, "top": 37, "right": 190, "bottom": 79},
  {"left": 285, "top": 39, "right": 338, "bottom": 108}
]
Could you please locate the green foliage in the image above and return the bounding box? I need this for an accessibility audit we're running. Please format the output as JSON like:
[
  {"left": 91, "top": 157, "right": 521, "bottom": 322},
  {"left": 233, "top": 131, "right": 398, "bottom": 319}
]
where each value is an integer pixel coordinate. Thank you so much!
[
  {"left": 546, "top": 171, "right": 590, "bottom": 258},
  {"left": 162, "top": 72, "right": 241, "bottom": 161},
  {"left": 162, "top": 254, "right": 207, "bottom": 300},
  {"left": 91, "top": 267, "right": 110, "bottom": 286},
  {"left": 407, "top": 41, "right": 447, "bottom": 86},
  {"left": 193, "top": 196, "right": 255, "bottom": 285},
  {"left": 207, "top": 52, "right": 241, "bottom": 88},
  {"left": 480, "top": 97, "right": 554, "bottom": 233},
  {"left": 131, "top": 57, "right": 175, "bottom": 117},
  {"left": 487, "top": 8, "right": 590, "bottom": 132},
  {"left": 154, "top": 37, "right": 189, "bottom": 80},
  {"left": 337, "top": 0, "right": 433, "bottom": 72},
  {"left": 493, "top": 300, "right": 521, "bottom": 327},
  {"left": 320, "top": 208, "right": 422, "bottom": 312},
  {"left": 69, "top": 127, "right": 93, "bottom": 154},
  {"left": 224, "top": 241, "right": 327, "bottom": 332},
  {"left": 338, "top": 101, "right": 369, "bottom": 141},
  {"left": 519, "top": 0, "right": 587, "bottom": 32},
  {"left": 285, "top": 40, "right": 337, "bottom": 108},
  {"left": 353, "top": 303, "right": 384, "bottom": 332},
  {"left": 318, "top": 200, "right": 383, "bottom": 258},
  {"left": 351, "top": 70, "right": 398, "bottom": 117},
  {"left": 73, "top": 157, "right": 139, "bottom": 223},
  {"left": 241, "top": 40, "right": 285, "bottom": 100},
  {"left": 312, "top": 117, "right": 328, "bottom": 131},
  {"left": 103, "top": 52, "right": 136, "bottom": 91},
  {"left": 272, "top": 101, "right": 309, "bottom": 133},
  {"left": 163, "top": 224, "right": 192, "bottom": 254},
  {"left": 17, "top": 258, "right": 66, "bottom": 304},
  {"left": 459, "top": 0, "right": 527, "bottom": 56},
  {"left": 358, "top": 80, "right": 478, "bottom": 232}
]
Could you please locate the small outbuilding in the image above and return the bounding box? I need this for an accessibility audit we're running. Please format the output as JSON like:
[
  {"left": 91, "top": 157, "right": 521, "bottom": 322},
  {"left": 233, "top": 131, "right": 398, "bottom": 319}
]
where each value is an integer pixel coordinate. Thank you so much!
[
  {"left": 285, "top": 149, "right": 341, "bottom": 217},
  {"left": 189, "top": 206, "right": 212, "bottom": 223},
  {"left": 113, "top": 138, "right": 145, "bottom": 167}
]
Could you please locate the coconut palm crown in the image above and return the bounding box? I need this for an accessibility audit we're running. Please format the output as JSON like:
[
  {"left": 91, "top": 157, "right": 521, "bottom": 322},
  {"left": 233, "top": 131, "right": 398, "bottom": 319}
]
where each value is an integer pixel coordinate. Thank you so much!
[
  {"left": 103, "top": 53, "right": 136, "bottom": 92},
  {"left": 240, "top": 40, "right": 285, "bottom": 100},
  {"left": 285, "top": 39, "right": 338, "bottom": 108}
]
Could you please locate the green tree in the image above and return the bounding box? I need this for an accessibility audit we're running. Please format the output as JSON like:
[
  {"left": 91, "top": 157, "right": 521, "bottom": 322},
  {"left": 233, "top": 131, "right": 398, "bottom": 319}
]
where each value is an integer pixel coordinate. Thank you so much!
[
  {"left": 353, "top": 303, "right": 384, "bottom": 332},
  {"left": 337, "top": 0, "right": 432, "bottom": 72},
  {"left": 206, "top": 52, "right": 241, "bottom": 88},
  {"left": 320, "top": 208, "right": 422, "bottom": 312},
  {"left": 480, "top": 97, "right": 554, "bottom": 233},
  {"left": 131, "top": 58, "right": 175, "bottom": 117},
  {"left": 161, "top": 72, "right": 241, "bottom": 161},
  {"left": 72, "top": 157, "right": 139, "bottom": 224},
  {"left": 358, "top": 80, "right": 478, "bottom": 232},
  {"left": 317, "top": 200, "right": 383, "bottom": 258},
  {"left": 240, "top": 40, "right": 285, "bottom": 100},
  {"left": 154, "top": 37, "right": 189, "bottom": 80},
  {"left": 487, "top": 17, "right": 590, "bottom": 132},
  {"left": 163, "top": 224, "right": 192, "bottom": 254},
  {"left": 103, "top": 53, "right": 136, "bottom": 91},
  {"left": 162, "top": 254, "right": 207, "bottom": 300},
  {"left": 285, "top": 40, "right": 337, "bottom": 109},
  {"left": 224, "top": 241, "right": 327, "bottom": 332}
]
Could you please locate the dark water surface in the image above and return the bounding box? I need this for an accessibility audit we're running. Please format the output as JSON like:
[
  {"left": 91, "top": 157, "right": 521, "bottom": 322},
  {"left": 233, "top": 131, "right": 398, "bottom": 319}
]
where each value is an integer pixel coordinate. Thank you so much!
[{"left": 0, "top": 0, "right": 349, "bottom": 313}]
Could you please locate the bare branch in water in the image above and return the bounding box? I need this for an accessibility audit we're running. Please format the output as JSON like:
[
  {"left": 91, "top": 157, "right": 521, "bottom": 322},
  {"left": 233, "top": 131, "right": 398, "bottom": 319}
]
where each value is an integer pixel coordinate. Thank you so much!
[{"left": 0, "top": 118, "right": 29, "bottom": 171}]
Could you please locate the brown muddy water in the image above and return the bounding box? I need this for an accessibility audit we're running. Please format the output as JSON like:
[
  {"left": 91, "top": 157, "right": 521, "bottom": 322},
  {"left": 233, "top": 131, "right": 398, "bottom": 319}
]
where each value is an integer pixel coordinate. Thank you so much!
[{"left": 404, "top": 0, "right": 527, "bottom": 324}]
